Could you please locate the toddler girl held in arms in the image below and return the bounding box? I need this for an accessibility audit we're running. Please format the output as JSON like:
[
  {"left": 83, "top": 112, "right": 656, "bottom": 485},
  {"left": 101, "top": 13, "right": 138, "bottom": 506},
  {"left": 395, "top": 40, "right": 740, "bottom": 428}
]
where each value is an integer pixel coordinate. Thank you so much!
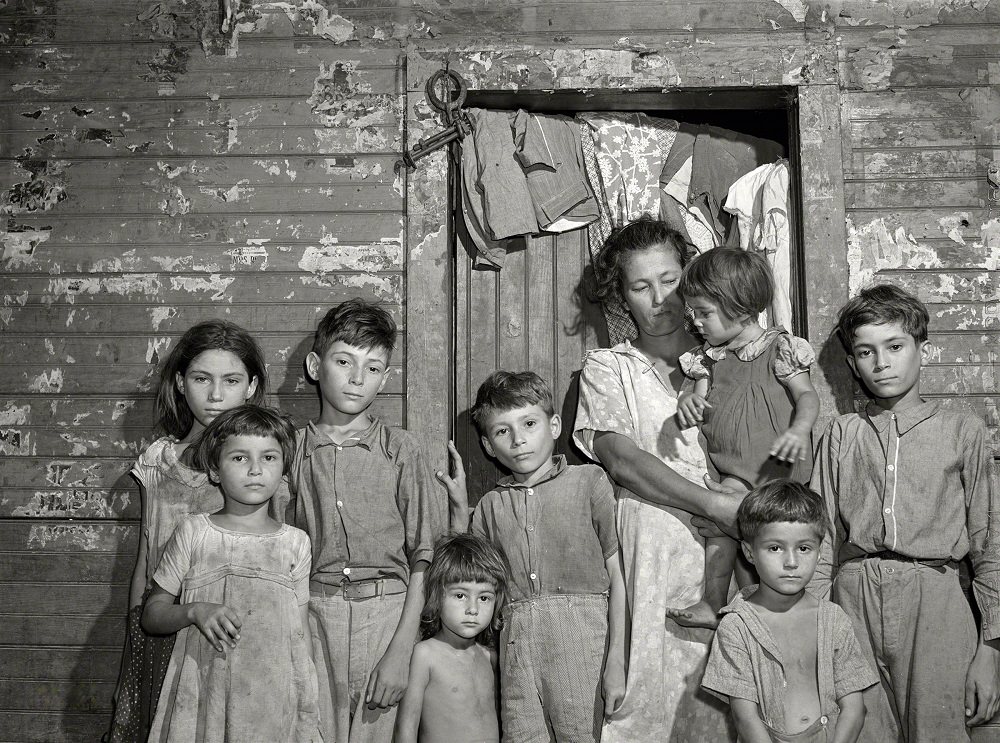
[
  {"left": 669, "top": 248, "right": 819, "bottom": 629},
  {"left": 143, "top": 406, "right": 321, "bottom": 743}
]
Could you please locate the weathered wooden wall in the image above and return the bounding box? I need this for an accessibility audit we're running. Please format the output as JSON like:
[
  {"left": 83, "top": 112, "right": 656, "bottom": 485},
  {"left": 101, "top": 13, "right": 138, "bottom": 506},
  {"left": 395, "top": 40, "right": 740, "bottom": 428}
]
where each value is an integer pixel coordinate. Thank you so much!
[{"left": 1, "top": 1, "right": 997, "bottom": 741}]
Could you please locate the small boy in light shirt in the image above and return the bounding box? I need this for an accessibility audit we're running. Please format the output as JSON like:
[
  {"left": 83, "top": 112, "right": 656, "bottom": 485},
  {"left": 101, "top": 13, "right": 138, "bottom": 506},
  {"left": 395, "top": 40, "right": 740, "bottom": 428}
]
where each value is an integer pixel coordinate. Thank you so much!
[
  {"left": 810, "top": 284, "right": 1000, "bottom": 742},
  {"left": 702, "top": 480, "right": 877, "bottom": 743}
]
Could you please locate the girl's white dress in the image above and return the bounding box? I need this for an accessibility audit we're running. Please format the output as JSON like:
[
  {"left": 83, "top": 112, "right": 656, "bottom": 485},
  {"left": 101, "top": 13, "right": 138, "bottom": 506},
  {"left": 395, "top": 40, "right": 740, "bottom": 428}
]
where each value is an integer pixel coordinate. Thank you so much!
[
  {"left": 147, "top": 514, "right": 321, "bottom": 743},
  {"left": 574, "top": 341, "right": 735, "bottom": 743}
]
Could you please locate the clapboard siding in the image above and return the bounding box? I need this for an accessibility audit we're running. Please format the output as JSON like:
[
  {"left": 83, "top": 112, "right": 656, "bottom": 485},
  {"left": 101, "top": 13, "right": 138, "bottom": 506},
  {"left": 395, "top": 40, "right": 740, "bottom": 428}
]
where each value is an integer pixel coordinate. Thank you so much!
[{"left": 1, "top": 1, "right": 406, "bottom": 738}]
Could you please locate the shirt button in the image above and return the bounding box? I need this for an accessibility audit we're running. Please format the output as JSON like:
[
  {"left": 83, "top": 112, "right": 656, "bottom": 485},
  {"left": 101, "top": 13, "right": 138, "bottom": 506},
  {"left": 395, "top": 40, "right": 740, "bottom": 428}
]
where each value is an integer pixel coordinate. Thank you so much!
[
  {"left": 336, "top": 500, "right": 343, "bottom": 508},
  {"left": 887, "top": 464, "right": 895, "bottom": 471},
  {"left": 529, "top": 572, "right": 537, "bottom": 580},
  {"left": 884, "top": 508, "right": 891, "bottom": 514},
  {"left": 527, "top": 526, "right": 534, "bottom": 532},
  {"left": 343, "top": 567, "right": 351, "bottom": 576},
  {"left": 336, "top": 445, "right": 342, "bottom": 451},
  {"left": 526, "top": 488, "right": 534, "bottom": 495}
]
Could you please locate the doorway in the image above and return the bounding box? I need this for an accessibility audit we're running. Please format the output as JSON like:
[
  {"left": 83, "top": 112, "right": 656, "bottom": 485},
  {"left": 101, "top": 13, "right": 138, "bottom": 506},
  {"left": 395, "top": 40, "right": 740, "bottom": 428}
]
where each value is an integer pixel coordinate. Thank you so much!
[{"left": 450, "top": 88, "right": 803, "bottom": 503}]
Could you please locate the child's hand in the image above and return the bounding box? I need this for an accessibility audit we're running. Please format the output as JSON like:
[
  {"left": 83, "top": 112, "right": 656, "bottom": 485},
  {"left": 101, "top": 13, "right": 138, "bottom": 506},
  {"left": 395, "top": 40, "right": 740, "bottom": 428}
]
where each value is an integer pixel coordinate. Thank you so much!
[
  {"left": 366, "top": 643, "right": 410, "bottom": 709},
  {"left": 602, "top": 658, "right": 626, "bottom": 718},
  {"left": 188, "top": 602, "right": 242, "bottom": 652},
  {"left": 676, "top": 392, "right": 710, "bottom": 429},
  {"left": 436, "top": 440, "right": 468, "bottom": 510},
  {"left": 770, "top": 427, "right": 810, "bottom": 463}
]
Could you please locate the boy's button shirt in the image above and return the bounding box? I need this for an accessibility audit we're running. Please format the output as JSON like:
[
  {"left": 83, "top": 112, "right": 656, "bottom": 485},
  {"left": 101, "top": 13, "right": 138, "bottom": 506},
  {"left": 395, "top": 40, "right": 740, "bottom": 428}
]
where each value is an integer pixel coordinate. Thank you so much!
[
  {"left": 701, "top": 587, "right": 877, "bottom": 733},
  {"left": 471, "top": 456, "right": 619, "bottom": 603},
  {"left": 810, "top": 400, "right": 1000, "bottom": 638},
  {"left": 288, "top": 417, "right": 445, "bottom": 586}
]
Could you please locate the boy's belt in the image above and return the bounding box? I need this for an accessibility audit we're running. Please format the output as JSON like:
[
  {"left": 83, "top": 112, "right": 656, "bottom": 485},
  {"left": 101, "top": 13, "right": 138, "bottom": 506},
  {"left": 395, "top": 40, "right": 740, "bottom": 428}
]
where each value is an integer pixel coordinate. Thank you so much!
[
  {"left": 309, "top": 578, "right": 407, "bottom": 600},
  {"left": 858, "top": 550, "right": 957, "bottom": 568}
]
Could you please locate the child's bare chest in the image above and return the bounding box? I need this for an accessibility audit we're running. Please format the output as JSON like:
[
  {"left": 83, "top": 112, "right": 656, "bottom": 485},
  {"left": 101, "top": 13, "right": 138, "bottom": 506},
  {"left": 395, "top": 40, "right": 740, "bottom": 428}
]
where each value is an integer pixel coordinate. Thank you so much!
[
  {"left": 761, "top": 611, "right": 822, "bottom": 731},
  {"left": 423, "top": 650, "right": 498, "bottom": 740}
]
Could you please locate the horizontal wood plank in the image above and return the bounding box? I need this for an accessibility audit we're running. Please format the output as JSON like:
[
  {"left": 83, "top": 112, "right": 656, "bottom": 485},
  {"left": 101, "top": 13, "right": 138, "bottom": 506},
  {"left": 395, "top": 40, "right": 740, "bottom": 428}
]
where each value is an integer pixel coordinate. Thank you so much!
[
  {"left": 0, "top": 711, "right": 112, "bottom": 743},
  {"left": 3, "top": 615, "right": 124, "bottom": 647},
  {"left": 0, "top": 648, "right": 123, "bottom": 681},
  {"left": 3, "top": 213, "right": 404, "bottom": 246},
  {"left": 0, "top": 583, "right": 127, "bottom": 615},
  {"left": 0, "top": 553, "right": 131, "bottom": 583},
  {"left": 0, "top": 680, "right": 115, "bottom": 713},
  {"left": 0, "top": 303, "right": 403, "bottom": 334},
  {"left": 0, "top": 521, "right": 137, "bottom": 553}
]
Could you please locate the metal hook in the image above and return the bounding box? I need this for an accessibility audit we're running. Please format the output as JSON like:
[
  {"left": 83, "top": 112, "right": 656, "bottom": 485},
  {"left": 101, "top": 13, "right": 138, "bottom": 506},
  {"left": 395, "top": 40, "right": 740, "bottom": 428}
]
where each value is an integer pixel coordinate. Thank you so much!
[{"left": 398, "top": 69, "right": 472, "bottom": 171}]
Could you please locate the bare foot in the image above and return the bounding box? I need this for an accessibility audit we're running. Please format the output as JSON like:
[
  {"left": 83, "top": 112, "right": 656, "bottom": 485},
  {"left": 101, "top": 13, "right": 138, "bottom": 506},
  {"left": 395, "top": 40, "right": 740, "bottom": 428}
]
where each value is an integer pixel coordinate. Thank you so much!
[{"left": 666, "top": 600, "right": 719, "bottom": 629}]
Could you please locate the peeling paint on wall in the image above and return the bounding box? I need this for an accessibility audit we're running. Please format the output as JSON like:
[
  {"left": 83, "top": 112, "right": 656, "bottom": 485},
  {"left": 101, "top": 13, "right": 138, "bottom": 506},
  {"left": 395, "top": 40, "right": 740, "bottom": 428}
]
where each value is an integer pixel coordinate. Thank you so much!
[
  {"left": 0, "top": 227, "right": 51, "bottom": 268},
  {"left": 1, "top": 157, "right": 70, "bottom": 215},
  {"left": 169, "top": 275, "right": 236, "bottom": 301},
  {"left": 226, "top": 243, "right": 270, "bottom": 269},
  {"left": 13, "top": 490, "right": 130, "bottom": 519},
  {"left": 847, "top": 217, "right": 943, "bottom": 294},
  {"left": 44, "top": 275, "right": 162, "bottom": 305},
  {"left": 29, "top": 369, "right": 64, "bottom": 393},
  {"left": 27, "top": 523, "right": 131, "bottom": 551}
]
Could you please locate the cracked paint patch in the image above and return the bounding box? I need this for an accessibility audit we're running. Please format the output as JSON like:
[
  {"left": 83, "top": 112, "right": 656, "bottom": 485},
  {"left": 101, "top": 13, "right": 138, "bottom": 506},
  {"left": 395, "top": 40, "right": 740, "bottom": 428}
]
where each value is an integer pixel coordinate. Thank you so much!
[
  {"left": 29, "top": 368, "right": 64, "bottom": 393},
  {"left": 13, "top": 489, "right": 129, "bottom": 519},
  {"left": 149, "top": 306, "right": 178, "bottom": 330},
  {"left": 169, "top": 275, "right": 235, "bottom": 301},
  {"left": 982, "top": 219, "right": 1000, "bottom": 271},
  {"left": 1, "top": 227, "right": 51, "bottom": 268},
  {"left": 1, "top": 156, "right": 70, "bottom": 215},
  {"left": 308, "top": 61, "right": 401, "bottom": 129},
  {"left": 27, "top": 523, "right": 132, "bottom": 551},
  {"left": 44, "top": 275, "right": 162, "bottom": 305},
  {"left": 847, "top": 217, "right": 943, "bottom": 294}
]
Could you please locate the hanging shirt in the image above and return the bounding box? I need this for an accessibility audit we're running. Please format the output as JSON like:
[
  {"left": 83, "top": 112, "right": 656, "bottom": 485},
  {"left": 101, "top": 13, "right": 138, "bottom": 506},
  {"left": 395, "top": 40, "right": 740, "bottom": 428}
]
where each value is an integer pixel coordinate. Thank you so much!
[
  {"left": 761, "top": 160, "right": 792, "bottom": 328},
  {"left": 512, "top": 110, "right": 598, "bottom": 231}
]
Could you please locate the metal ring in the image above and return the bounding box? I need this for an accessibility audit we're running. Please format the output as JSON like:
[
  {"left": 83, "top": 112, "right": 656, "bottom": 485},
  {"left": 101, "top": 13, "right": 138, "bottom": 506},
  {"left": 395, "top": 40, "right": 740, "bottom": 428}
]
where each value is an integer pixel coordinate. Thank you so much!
[{"left": 425, "top": 69, "right": 467, "bottom": 114}]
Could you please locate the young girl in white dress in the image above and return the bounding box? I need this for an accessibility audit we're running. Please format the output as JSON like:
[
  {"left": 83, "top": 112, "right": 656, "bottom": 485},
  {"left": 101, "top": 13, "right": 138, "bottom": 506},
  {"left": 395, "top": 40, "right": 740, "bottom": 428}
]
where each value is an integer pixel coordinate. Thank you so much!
[
  {"left": 108, "top": 320, "right": 267, "bottom": 743},
  {"left": 144, "top": 406, "right": 321, "bottom": 743}
]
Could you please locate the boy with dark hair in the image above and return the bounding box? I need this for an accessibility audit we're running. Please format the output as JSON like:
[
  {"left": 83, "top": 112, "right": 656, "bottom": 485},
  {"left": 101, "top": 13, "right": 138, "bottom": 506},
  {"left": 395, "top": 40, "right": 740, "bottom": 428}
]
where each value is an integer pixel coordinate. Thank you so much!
[
  {"left": 811, "top": 284, "right": 1000, "bottom": 742},
  {"left": 288, "top": 298, "right": 447, "bottom": 743},
  {"left": 470, "top": 370, "right": 627, "bottom": 742},
  {"left": 702, "top": 480, "right": 876, "bottom": 743}
]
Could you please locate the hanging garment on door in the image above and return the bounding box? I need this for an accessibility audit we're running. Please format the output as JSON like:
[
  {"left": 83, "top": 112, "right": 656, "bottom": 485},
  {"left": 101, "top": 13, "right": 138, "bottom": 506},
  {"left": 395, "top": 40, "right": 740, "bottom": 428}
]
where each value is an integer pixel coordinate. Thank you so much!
[
  {"left": 580, "top": 112, "right": 679, "bottom": 344},
  {"left": 661, "top": 154, "right": 717, "bottom": 255},
  {"left": 512, "top": 110, "right": 599, "bottom": 232},
  {"left": 723, "top": 162, "right": 773, "bottom": 250},
  {"left": 688, "top": 125, "right": 784, "bottom": 243},
  {"left": 761, "top": 160, "right": 792, "bottom": 329}
]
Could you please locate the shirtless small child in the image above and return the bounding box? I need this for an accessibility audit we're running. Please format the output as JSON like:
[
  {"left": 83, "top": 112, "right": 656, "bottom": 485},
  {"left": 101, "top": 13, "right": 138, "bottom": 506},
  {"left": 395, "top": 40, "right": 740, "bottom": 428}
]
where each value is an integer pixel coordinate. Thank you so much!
[
  {"left": 702, "top": 480, "right": 877, "bottom": 743},
  {"left": 395, "top": 532, "right": 510, "bottom": 743}
]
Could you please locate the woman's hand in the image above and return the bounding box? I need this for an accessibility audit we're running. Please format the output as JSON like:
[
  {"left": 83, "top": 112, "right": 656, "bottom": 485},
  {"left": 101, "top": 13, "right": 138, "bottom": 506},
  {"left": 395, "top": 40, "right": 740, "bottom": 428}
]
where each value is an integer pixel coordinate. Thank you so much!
[
  {"left": 188, "top": 602, "right": 242, "bottom": 652},
  {"left": 702, "top": 475, "right": 745, "bottom": 538},
  {"left": 676, "top": 391, "right": 710, "bottom": 429}
]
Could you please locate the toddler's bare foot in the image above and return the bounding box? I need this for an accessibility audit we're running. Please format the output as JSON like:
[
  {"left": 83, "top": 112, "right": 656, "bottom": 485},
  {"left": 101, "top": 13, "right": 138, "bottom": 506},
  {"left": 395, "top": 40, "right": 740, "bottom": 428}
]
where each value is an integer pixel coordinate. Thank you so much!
[{"left": 666, "top": 600, "right": 719, "bottom": 629}]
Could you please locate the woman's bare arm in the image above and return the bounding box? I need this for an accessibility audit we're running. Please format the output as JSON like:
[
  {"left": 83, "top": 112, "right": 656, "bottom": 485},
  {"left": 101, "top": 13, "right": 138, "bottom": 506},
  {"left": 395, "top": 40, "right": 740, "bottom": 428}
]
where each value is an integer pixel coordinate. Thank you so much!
[{"left": 592, "top": 431, "right": 742, "bottom": 532}]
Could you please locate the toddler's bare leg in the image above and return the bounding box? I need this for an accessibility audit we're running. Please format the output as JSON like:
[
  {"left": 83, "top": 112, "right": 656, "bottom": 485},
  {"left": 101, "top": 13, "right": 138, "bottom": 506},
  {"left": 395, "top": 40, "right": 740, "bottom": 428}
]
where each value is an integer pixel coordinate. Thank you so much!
[{"left": 666, "top": 477, "right": 748, "bottom": 630}]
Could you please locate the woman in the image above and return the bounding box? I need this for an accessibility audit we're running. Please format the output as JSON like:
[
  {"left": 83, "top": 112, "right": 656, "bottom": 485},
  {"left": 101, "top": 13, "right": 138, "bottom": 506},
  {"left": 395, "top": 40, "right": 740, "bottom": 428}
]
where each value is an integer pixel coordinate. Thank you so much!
[{"left": 573, "top": 216, "right": 741, "bottom": 742}]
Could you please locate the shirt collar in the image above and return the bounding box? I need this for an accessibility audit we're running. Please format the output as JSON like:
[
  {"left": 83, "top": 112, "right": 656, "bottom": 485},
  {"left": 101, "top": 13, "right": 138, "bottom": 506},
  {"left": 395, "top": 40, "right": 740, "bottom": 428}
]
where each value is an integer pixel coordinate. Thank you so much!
[
  {"left": 302, "top": 415, "right": 381, "bottom": 457},
  {"left": 720, "top": 586, "right": 784, "bottom": 662},
  {"left": 703, "top": 326, "right": 785, "bottom": 363},
  {"left": 496, "top": 454, "right": 567, "bottom": 489},
  {"left": 864, "top": 399, "right": 939, "bottom": 435}
]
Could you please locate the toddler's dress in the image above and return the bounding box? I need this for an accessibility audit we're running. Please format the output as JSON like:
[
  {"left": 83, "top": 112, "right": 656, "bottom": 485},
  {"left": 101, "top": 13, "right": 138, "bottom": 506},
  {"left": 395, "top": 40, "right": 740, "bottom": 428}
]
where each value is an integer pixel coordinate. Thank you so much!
[
  {"left": 147, "top": 514, "right": 321, "bottom": 743},
  {"left": 680, "top": 326, "right": 815, "bottom": 486},
  {"left": 107, "top": 437, "right": 223, "bottom": 743}
]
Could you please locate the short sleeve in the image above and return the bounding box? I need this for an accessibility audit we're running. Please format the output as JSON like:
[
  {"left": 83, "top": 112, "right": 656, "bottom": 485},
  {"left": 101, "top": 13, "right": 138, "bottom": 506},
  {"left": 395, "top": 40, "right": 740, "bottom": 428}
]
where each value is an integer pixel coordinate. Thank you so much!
[
  {"left": 701, "top": 616, "right": 760, "bottom": 703},
  {"left": 679, "top": 347, "right": 711, "bottom": 381},
  {"left": 832, "top": 605, "right": 879, "bottom": 699},
  {"left": 151, "top": 515, "right": 198, "bottom": 596},
  {"left": 573, "top": 351, "right": 638, "bottom": 461},
  {"left": 290, "top": 528, "right": 312, "bottom": 606},
  {"left": 588, "top": 468, "right": 619, "bottom": 559},
  {"left": 392, "top": 430, "right": 448, "bottom": 568},
  {"left": 772, "top": 334, "right": 816, "bottom": 379}
]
